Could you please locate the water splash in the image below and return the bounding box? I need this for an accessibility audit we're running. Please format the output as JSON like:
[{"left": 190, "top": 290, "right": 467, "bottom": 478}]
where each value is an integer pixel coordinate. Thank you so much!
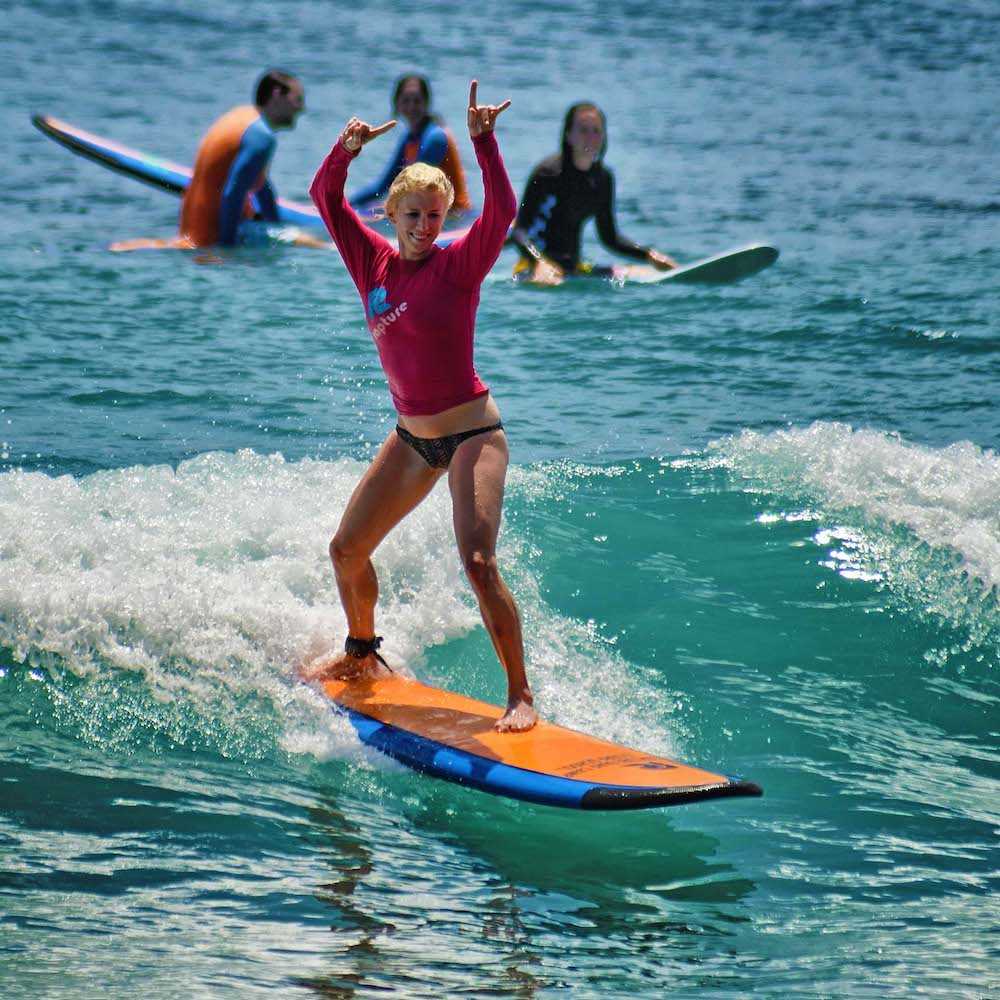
[
  {"left": 695, "top": 422, "right": 1000, "bottom": 663},
  {"left": 0, "top": 451, "right": 680, "bottom": 763}
]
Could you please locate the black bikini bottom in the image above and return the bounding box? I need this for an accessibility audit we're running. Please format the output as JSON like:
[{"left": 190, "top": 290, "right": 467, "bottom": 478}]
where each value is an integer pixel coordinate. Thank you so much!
[{"left": 396, "top": 421, "right": 504, "bottom": 469}]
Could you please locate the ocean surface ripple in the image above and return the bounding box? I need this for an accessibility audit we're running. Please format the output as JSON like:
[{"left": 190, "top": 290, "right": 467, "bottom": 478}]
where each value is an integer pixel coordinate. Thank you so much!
[{"left": 3, "top": 1, "right": 998, "bottom": 996}]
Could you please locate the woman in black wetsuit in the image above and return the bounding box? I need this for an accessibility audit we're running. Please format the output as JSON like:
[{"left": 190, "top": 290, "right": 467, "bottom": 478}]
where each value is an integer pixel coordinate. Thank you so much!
[{"left": 511, "top": 103, "right": 677, "bottom": 285}]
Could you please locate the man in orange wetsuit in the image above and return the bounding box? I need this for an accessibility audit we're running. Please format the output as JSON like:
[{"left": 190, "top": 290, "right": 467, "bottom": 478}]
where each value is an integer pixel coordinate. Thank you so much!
[{"left": 179, "top": 70, "right": 305, "bottom": 247}]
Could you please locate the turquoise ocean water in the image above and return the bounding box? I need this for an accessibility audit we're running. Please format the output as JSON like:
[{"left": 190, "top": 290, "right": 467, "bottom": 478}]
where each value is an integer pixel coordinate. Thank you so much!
[{"left": 3, "top": 1, "right": 998, "bottom": 995}]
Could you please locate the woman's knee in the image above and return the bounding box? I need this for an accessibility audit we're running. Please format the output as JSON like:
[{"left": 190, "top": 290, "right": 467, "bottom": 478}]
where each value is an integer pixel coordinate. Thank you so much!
[
  {"left": 461, "top": 545, "right": 499, "bottom": 592},
  {"left": 330, "top": 532, "right": 369, "bottom": 573}
]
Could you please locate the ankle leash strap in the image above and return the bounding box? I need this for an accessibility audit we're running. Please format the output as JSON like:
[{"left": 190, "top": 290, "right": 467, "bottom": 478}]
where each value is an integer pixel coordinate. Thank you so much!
[{"left": 344, "top": 635, "right": 391, "bottom": 671}]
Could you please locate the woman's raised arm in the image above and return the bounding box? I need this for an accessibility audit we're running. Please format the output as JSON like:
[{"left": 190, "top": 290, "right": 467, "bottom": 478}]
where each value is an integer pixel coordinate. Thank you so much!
[
  {"left": 443, "top": 81, "right": 517, "bottom": 286},
  {"left": 309, "top": 117, "right": 398, "bottom": 280}
]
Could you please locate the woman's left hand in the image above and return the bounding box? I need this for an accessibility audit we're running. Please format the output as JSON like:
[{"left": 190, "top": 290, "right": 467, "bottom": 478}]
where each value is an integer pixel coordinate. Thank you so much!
[
  {"left": 467, "top": 80, "right": 511, "bottom": 138},
  {"left": 647, "top": 249, "right": 678, "bottom": 271}
]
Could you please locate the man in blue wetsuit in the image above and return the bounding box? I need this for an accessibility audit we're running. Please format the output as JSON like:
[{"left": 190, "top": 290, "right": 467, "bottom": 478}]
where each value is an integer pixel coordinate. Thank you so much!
[{"left": 178, "top": 70, "right": 305, "bottom": 247}]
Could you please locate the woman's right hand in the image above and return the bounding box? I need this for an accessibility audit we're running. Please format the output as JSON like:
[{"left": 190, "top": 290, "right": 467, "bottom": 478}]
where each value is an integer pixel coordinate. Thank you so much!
[{"left": 341, "top": 116, "right": 397, "bottom": 152}]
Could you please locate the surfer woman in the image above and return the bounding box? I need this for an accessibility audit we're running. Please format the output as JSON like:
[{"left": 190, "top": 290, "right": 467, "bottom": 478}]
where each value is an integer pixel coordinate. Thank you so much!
[
  {"left": 307, "top": 81, "right": 536, "bottom": 733},
  {"left": 348, "top": 74, "right": 472, "bottom": 214},
  {"left": 511, "top": 102, "right": 677, "bottom": 285}
]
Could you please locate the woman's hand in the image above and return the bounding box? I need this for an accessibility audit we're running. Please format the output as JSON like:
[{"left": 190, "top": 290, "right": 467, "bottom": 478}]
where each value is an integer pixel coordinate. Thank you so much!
[
  {"left": 341, "top": 116, "right": 397, "bottom": 153},
  {"left": 467, "top": 80, "right": 511, "bottom": 138},
  {"left": 531, "top": 257, "right": 565, "bottom": 286},
  {"left": 647, "top": 249, "right": 678, "bottom": 271}
]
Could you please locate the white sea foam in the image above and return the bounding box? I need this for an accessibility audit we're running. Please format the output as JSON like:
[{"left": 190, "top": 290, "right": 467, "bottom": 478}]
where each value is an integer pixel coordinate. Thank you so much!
[
  {"left": 703, "top": 423, "right": 1000, "bottom": 588},
  {"left": 0, "top": 450, "right": 476, "bottom": 761},
  {"left": 0, "top": 451, "right": 679, "bottom": 763},
  {"left": 697, "top": 422, "right": 1000, "bottom": 656}
]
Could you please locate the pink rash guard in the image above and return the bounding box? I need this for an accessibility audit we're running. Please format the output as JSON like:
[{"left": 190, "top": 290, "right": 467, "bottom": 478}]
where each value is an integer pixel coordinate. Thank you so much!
[{"left": 309, "top": 131, "right": 517, "bottom": 416}]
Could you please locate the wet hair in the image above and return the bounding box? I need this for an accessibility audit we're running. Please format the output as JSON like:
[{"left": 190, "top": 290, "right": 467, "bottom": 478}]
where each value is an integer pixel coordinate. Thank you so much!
[
  {"left": 385, "top": 162, "right": 454, "bottom": 217},
  {"left": 392, "top": 74, "right": 431, "bottom": 112},
  {"left": 255, "top": 69, "right": 299, "bottom": 107},
  {"left": 561, "top": 102, "right": 608, "bottom": 165}
]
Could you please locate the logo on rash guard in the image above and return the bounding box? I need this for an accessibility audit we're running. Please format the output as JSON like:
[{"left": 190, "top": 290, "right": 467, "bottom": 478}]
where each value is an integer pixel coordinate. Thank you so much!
[
  {"left": 367, "top": 286, "right": 391, "bottom": 316},
  {"left": 367, "top": 285, "right": 408, "bottom": 339}
]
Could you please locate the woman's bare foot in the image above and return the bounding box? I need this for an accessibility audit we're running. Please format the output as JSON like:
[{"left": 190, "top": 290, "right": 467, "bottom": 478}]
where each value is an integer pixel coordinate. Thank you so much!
[
  {"left": 495, "top": 696, "right": 538, "bottom": 733},
  {"left": 299, "top": 653, "right": 391, "bottom": 683}
]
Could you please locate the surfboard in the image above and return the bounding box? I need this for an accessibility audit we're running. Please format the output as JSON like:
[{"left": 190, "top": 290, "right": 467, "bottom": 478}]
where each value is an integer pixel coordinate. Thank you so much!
[
  {"left": 31, "top": 114, "right": 478, "bottom": 242},
  {"left": 512, "top": 243, "right": 778, "bottom": 287},
  {"left": 609, "top": 244, "right": 779, "bottom": 285},
  {"left": 321, "top": 672, "right": 762, "bottom": 810}
]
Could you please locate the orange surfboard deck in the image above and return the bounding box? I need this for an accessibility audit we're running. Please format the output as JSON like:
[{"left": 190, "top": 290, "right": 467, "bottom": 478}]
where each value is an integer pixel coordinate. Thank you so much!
[{"left": 322, "top": 673, "right": 762, "bottom": 810}]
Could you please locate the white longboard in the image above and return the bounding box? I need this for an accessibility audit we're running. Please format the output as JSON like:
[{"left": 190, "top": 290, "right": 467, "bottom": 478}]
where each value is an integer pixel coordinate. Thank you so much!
[{"left": 612, "top": 244, "right": 779, "bottom": 285}]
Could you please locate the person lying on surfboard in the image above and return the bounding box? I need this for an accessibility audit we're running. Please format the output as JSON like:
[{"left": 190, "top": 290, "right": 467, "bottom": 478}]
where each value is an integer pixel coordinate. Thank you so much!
[
  {"left": 510, "top": 102, "right": 677, "bottom": 285},
  {"left": 305, "top": 80, "right": 537, "bottom": 733},
  {"left": 348, "top": 74, "right": 472, "bottom": 216}
]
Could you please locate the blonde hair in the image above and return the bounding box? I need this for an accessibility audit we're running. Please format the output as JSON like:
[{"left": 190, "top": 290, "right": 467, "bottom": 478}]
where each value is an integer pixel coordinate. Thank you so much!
[{"left": 385, "top": 162, "right": 454, "bottom": 216}]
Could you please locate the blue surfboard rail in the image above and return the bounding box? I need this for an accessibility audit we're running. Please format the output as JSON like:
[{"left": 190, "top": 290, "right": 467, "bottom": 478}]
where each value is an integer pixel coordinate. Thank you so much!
[{"left": 341, "top": 705, "right": 763, "bottom": 811}]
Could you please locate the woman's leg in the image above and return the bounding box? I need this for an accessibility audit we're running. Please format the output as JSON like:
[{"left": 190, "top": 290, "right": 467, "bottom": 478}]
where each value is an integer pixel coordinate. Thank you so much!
[
  {"left": 448, "top": 430, "right": 537, "bottom": 732},
  {"left": 308, "top": 430, "right": 444, "bottom": 679}
]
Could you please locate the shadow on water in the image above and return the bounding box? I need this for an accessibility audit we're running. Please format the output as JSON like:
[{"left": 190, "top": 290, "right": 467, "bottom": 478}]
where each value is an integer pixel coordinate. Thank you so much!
[
  {"left": 290, "top": 799, "right": 396, "bottom": 999},
  {"left": 292, "top": 777, "right": 757, "bottom": 997}
]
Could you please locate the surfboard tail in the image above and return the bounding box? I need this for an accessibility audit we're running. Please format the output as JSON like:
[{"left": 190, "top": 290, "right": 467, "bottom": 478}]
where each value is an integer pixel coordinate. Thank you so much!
[{"left": 33, "top": 114, "right": 191, "bottom": 195}]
